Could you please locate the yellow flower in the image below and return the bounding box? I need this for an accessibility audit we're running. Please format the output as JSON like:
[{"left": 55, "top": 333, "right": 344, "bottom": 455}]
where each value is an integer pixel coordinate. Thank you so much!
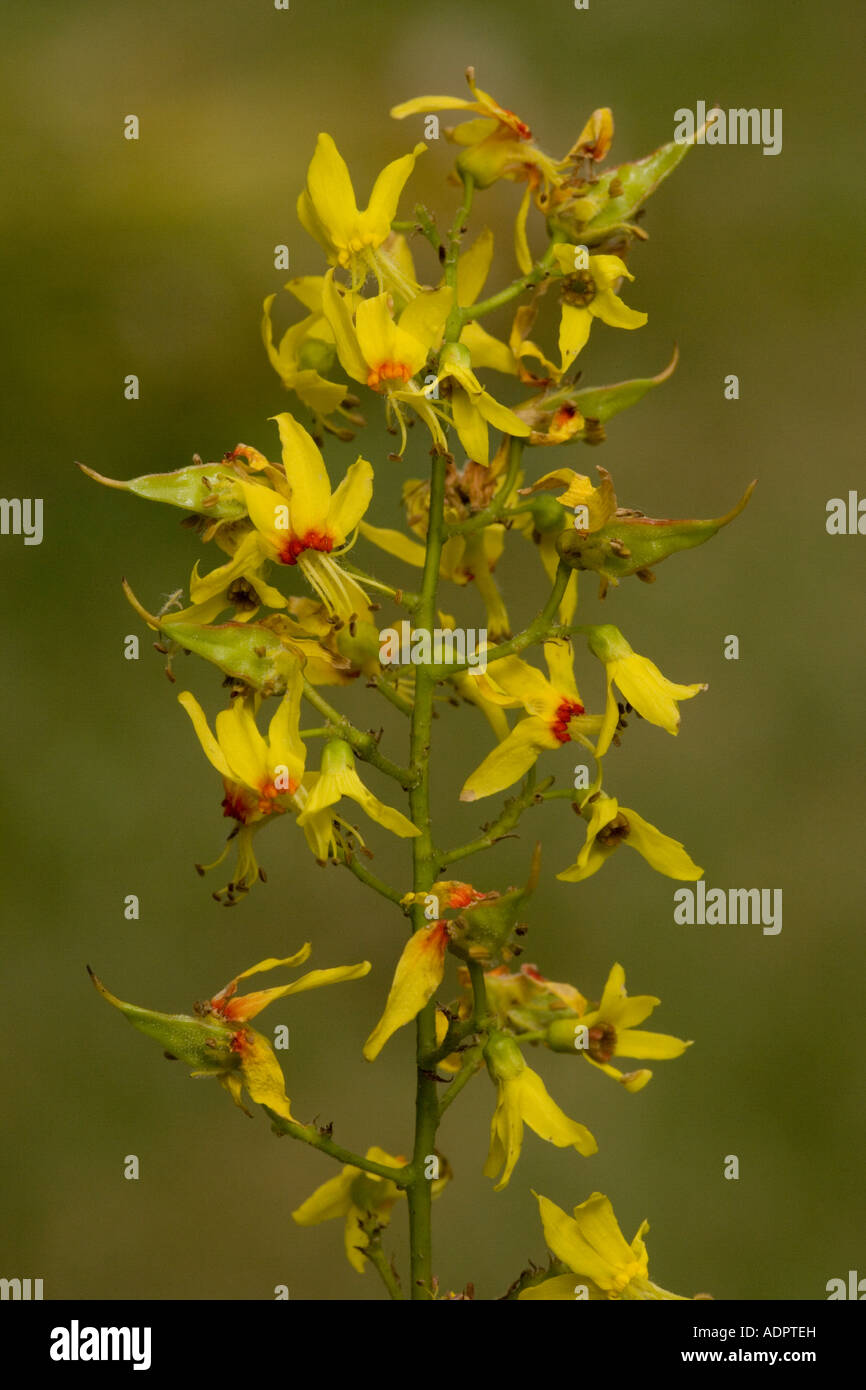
[
  {"left": 480, "top": 963, "right": 588, "bottom": 1033},
  {"left": 438, "top": 340, "right": 530, "bottom": 466},
  {"left": 363, "top": 921, "right": 450, "bottom": 1061},
  {"left": 508, "top": 464, "right": 619, "bottom": 625},
  {"left": 261, "top": 275, "right": 360, "bottom": 435},
  {"left": 169, "top": 548, "right": 288, "bottom": 628},
  {"left": 557, "top": 792, "right": 703, "bottom": 883},
  {"left": 567, "top": 107, "right": 615, "bottom": 164},
  {"left": 546, "top": 963, "right": 691, "bottom": 1091},
  {"left": 228, "top": 412, "right": 374, "bottom": 623},
  {"left": 297, "top": 133, "right": 426, "bottom": 294},
  {"left": 364, "top": 879, "right": 506, "bottom": 1059},
  {"left": 177, "top": 673, "right": 306, "bottom": 903},
  {"left": 460, "top": 641, "right": 600, "bottom": 801},
  {"left": 522, "top": 463, "right": 617, "bottom": 534},
  {"left": 551, "top": 245, "right": 647, "bottom": 371},
  {"left": 297, "top": 738, "right": 420, "bottom": 847},
  {"left": 292, "top": 1147, "right": 409, "bottom": 1273},
  {"left": 391, "top": 67, "right": 559, "bottom": 193},
  {"left": 179, "top": 680, "right": 305, "bottom": 815},
  {"left": 454, "top": 228, "right": 522, "bottom": 374},
  {"left": 520, "top": 1192, "right": 688, "bottom": 1300},
  {"left": 322, "top": 272, "right": 452, "bottom": 455},
  {"left": 587, "top": 624, "right": 707, "bottom": 756},
  {"left": 90, "top": 945, "right": 371, "bottom": 1124},
  {"left": 483, "top": 1031, "right": 597, "bottom": 1191}
]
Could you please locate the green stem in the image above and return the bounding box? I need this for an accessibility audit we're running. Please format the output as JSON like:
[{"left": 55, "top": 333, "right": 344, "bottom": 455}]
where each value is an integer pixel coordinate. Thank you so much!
[
  {"left": 301, "top": 679, "right": 416, "bottom": 788},
  {"left": 438, "top": 774, "right": 555, "bottom": 869},
  {"left": 405, "top": 446, "right": 449, "bottom": 1299},
  {"left": 460, "top": 243, "right": 558, "bottom": 323},
  {"left": 339, "top": 848, "right": 407, "bottom": 906},
  {"left": 444, "top": 175, "right": 475, "bottom": 341},
  {"left": 371, "top": 673, "right": 415, "bottom": 717},
  {"left": 266, "top": 1111, "right": 412, "bottom": 1186},
  {"left": 364, "top": 1238, "right": 405, "bottom": 1300},
  {"left": 427, "top": 562, "right": 570, "bottom": 678},
  {"left": 404, "top": 172, "right": 479, "bottom": 1299},
  {"left": 438, "top": 1046, "right": 484, "bottom": 1118}
]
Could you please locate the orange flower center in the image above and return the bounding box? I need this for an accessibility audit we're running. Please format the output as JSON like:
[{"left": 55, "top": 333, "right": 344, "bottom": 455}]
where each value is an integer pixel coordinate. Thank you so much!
[
  {"left": 278, "top": 530, "right": 334, "bottom": 565},
  {"left": 367, "top": 360, "right": 412, "bottom": 390},
  {"left": 255, "top": 779, "right": 297, "bottom": 816},
  {"left": 550, "top": 697, "right": 585, "bottom": 743},
  {"left": 447, "top": 884, "right": 485, "bottom": 909},
  {"left": 550, "top": 402, "right": 581, "bottom": 439}
]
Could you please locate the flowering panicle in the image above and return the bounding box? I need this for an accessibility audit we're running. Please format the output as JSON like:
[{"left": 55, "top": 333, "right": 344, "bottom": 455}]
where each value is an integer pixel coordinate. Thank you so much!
[{"left": 82, "top": 72, "right": 748, "bottom": 1302}]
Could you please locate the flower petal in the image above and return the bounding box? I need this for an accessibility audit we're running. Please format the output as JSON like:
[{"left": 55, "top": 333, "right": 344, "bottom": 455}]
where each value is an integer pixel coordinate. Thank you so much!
[
  {"left": 514, "top": 185, "right": 533, "bottom": 274},
  {"left": 590, "top": 289, "right": 647, "bottom": 331},
  {"left": 460, "top": 716, "right": 556, "bottom": 801},
  {"left": 460, "top": 321, "right": 518, "bottom": 375},
  {"left": 327, "top": 456, "right": 374, "bottom": 545},
  {"left": 321, "top": 272, "right": 369, "bottom": 383},
  {"left": 536, "top": 1193, "right": 622, "bottom": 1290},
  {"left": 451, "top": 386, "right": 490, "bottom": 464},
  {"left": 359, "top": 520, "right": 427, "bottom": 567},
  {"left": 177, "top": 691, "right": 234, "bottom": 779},
  {"left": 292, "top": 1170, "right": 354, "bottom": 1225},
  {"left": 215, "top": 698, "right": 269, "bottom": 792},
  {"left": 616, "top": 1028, "right": 691, "bottom": 1060},
  {"left": 559, "top": 303, "right": 593, "bottom": 371},
  {"left": 363, "top": 923, "right": 449, "bottom": 1060},
  {"left": 306, "top": 133, "right": 360, "bottom": 250},
  {"left": 623, "top": 806, "right": 703, "bottom": 880},
  {"left": 361, "top": 143, "right": 427, "bottom": 243},
  {"left": 456, "top": 228, "right": 494, "bottom": 306},
  {"left": 517, "top": 1068, "right": 597, "bottom": 1155},
  {"left": 271, "top": 412, "right": 332, "bottom": 537}
]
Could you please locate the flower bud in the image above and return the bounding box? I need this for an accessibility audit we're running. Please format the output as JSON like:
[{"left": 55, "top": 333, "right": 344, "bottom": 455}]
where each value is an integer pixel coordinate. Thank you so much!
[
  {"left": 123, "top": 582, "right": 302, "bottom": 695},
  {"left": 335, "top": 620, "right": 384, "bottom": 676},
  {"left": 484, "top": 1029, "right": 526, "bottom": 1083},
  {"left": 88, "top": 968, "right": 240, "bottom": 1074},
  {"left": 78, "top": 461, "right": 247, "bottom": 519},
  {"left": 556, "top": 481, "right": 756, "bottom": 583},
  {"left": 546, "top": 1017, "right": 584, "bottom": 1053},
  {"left": 447, "top": 844, "right": 540, "bottom": 968},
  {"left": 527, "top": 493, "right": 568, "bottom": 534}
]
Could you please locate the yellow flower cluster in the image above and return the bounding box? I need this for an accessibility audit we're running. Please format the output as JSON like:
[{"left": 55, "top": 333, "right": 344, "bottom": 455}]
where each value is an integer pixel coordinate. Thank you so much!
[{"left": 85, "top": 71, "right": 738, "bottom": 1300}]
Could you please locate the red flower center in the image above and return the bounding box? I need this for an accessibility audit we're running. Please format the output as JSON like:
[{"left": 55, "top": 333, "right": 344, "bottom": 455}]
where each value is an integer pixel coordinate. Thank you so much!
[
  {"left": 550, "top": 697, "right": 585, "bottom": 743},
  {"left": 278, "top": 530, "right": 334, "bottom": 565},
  {"left": 229, "top": 1028, "right": 253, "bottom": 1055},
  {"left": 221, "top": 782, "right": 256, "bottom": 823}
]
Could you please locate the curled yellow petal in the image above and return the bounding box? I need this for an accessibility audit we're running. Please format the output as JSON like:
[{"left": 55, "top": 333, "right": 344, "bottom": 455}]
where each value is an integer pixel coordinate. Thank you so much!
[{"left": 363, "top": 922, "right": 449, "bottom": 1060}]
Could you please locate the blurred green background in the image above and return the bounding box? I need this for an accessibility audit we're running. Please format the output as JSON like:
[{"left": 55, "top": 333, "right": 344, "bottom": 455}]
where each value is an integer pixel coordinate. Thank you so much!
[{"left": 2, "top": 0, "right": 864, "bottom": 1301}]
